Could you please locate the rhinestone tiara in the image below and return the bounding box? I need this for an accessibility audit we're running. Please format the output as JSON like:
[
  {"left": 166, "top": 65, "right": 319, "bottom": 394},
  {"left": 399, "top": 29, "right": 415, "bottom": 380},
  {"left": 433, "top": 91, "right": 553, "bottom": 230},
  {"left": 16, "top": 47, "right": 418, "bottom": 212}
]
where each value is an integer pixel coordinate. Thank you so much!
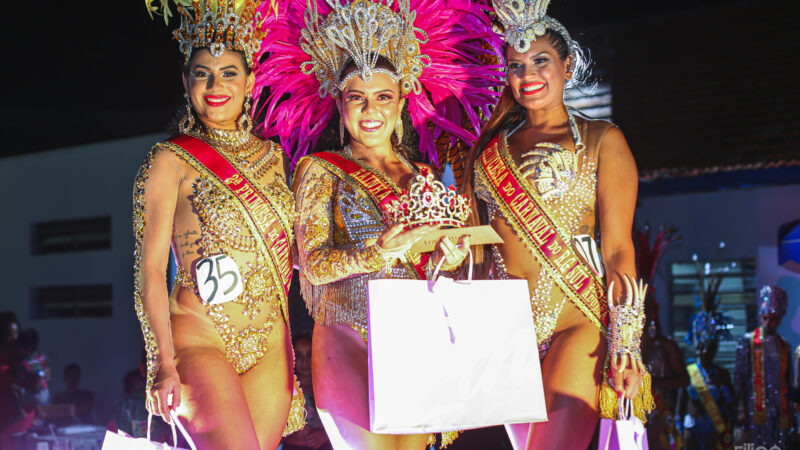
[
  {"left": 145, "top": 0, "right": 272, "bottom": 67},
  {"left": 491, "top": 0, "right": 575, "bottom": 55},
  {"left": 384, "top": 169, "right": 471, "bottom": 229},
  {"left": 299, "top": 0, "right": 430, "bottom": 98}
]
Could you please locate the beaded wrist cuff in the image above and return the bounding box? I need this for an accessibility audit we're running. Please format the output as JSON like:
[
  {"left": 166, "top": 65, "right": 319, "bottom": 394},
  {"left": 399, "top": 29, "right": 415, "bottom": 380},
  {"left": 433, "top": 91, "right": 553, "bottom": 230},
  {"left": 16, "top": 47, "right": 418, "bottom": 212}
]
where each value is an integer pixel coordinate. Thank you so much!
[{"left": 607, "top": 275, "right": 647, "bottom": 372}]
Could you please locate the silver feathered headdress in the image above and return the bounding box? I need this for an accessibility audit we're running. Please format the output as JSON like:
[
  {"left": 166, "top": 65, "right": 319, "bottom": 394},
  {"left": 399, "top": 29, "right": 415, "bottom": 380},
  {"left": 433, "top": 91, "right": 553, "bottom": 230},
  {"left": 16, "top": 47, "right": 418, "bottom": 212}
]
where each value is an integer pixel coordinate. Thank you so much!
[{"left": 491, "top": 0, "right": 574, "bottom": 55}]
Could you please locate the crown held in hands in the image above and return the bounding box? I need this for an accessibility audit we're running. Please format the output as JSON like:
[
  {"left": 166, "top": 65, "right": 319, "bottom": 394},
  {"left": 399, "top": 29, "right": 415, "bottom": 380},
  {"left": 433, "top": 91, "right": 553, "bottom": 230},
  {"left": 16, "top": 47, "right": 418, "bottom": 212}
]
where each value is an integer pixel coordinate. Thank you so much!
[{"left": 383, "top": 169, "right": 471, "bottom": 230}]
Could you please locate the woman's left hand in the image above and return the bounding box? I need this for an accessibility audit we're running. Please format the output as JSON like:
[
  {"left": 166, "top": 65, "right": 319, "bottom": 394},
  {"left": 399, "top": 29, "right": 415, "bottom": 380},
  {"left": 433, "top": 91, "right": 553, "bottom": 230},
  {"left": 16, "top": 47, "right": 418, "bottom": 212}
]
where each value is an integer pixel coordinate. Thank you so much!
[
  {"left": 612, "top": 358, "right": 644, "bottom": 399},
  {"left": 433, "top": 235, "right": 470, "bottom": 268}
]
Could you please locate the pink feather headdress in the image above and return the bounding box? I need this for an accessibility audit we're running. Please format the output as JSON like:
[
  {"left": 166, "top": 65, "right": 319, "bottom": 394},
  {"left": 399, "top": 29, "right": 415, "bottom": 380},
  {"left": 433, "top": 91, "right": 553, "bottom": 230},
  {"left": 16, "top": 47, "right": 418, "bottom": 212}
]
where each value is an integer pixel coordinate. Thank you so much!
[{"left": 252, "top": 0, "right": 503, "bottom": 166}]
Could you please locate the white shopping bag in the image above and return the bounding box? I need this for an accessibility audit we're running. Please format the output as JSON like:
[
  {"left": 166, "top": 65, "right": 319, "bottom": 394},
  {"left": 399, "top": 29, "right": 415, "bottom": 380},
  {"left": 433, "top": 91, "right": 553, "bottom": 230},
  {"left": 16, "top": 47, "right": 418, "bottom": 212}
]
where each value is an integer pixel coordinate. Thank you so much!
[
  {"left": 102, "top": 411, "right": 196, "bottom": 450},
  {"left": 597, "top": 399, "right": 648, "bottom": 450},
  {"left": 367, "top": 256, "right": 547, "bottom": 434}
]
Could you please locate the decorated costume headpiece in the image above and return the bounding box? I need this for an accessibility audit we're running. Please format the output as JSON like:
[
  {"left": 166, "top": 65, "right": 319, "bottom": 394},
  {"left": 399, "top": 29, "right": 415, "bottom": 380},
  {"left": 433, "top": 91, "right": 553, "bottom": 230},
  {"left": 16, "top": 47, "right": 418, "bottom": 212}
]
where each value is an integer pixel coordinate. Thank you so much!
[
  {"left": 300, "top": 0, "right": 429, "bottom": 97},
  {"left": 145, "top": 0, "right": 274, "bottom": 67},
  {"left": 490, "top": 0, "right": 574, "bottom": 55},
  {"left": 758, "top": 285, "right": 788, "bottom": 317},
  {"left": 253, "top": 0, "right": 503, "bottom": 164},
  {"left": 685, "top": 257, "right": 734, "bottom": 347}
]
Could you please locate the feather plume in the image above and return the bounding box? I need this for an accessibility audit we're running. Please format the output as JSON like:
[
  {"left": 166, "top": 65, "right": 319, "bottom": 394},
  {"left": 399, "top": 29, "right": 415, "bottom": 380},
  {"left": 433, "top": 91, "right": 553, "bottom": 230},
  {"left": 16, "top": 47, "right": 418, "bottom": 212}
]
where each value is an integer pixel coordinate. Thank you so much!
[{"left": 253, "top": 0, "right": 503, "bottom": 166}]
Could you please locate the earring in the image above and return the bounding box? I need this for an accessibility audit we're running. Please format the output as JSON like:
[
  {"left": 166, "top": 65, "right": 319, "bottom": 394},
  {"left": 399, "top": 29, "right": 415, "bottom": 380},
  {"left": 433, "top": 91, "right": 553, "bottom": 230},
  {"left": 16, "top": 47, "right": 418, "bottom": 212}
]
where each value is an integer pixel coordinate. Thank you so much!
[
  {"left": 178, "top": 93, "right": 196, "bottom": 134},
  {"left": 238, "top": 94, "right": 253, "bottom": 133},
  {"left": 394, "top": 118, "right": 404, "bottom": 143},
  {"left": 339, "top": 115, "right": 345, "bottom": 147}
]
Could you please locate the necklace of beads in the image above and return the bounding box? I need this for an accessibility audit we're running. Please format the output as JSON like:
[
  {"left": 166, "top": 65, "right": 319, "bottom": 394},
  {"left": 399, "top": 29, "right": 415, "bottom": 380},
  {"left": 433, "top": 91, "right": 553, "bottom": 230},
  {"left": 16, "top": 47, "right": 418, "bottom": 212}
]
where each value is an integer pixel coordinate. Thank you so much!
[{"left": 194, "top": 128, "right": 280, "bottom": 180}]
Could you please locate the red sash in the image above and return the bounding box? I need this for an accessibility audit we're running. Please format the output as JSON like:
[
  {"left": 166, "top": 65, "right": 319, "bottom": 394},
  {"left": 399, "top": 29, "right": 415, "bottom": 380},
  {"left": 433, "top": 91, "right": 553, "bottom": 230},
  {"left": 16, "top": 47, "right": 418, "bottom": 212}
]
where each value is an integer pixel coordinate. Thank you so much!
[
  {"left": 477, "top": 136, "right": 607, "bottom": 328},
  {"left": 308, "top": 151, "right": 428, "bottom": 279},
  {"left": 168, "top": 135, "right": 292, "bottom": 298},
  {"left": 751, "top": 327, "right": 791, "bottom": 429}
]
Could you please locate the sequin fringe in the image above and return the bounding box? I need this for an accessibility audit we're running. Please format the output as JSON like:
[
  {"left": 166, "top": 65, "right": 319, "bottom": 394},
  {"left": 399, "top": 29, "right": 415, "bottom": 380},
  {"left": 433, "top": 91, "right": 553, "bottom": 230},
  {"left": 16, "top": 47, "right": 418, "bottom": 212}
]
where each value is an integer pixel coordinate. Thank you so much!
[
  {"left": 598, "top": 368, "right": 655, "bottom": 423},
  {"left": 427, "top": 430, "right": 461, "bottom": 448}
]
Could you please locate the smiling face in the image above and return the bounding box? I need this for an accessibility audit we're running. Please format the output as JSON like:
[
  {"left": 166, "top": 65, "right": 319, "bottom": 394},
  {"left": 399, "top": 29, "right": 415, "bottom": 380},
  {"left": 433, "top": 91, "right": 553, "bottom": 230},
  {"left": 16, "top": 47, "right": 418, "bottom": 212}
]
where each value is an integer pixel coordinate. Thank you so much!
[
  {"left": 505, "top": 35, "right": 572, "bottom": 113},
  {"left": 182, "top": 48, "right": 254, "bottom": 130},
  {"left": 338, "top": 73, "right": 404, "bottom": 150}
]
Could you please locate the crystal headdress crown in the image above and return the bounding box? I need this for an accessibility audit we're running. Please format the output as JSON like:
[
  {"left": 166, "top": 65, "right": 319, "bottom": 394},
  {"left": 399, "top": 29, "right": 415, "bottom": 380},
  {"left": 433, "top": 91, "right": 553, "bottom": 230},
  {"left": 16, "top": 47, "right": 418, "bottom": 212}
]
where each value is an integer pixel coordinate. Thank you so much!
[
  {"left": 491, "top": 0, "right": 574, "bottom": 54},
  {"left": 384, "top": 169, "right": 471, "bottom": 229},
  {"left": 145, "top": 0, "right": 272, "bottom": 67},
  {"left": 299, "top": 0, "right": 430, "bottom": 98}
]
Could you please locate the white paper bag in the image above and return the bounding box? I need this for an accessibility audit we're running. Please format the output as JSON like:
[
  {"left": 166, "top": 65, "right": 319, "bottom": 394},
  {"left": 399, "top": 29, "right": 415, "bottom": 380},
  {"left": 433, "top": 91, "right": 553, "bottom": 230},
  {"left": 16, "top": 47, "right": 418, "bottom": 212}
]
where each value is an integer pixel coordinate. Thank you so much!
[
  {"left": 367, "top": 267, "right": 547, "bottom": 434},
  {"left": 597, "top": 399, "right": 648, "bottom": 450},
  {"left": 102, "top": 411, "right": 195, "bottom": 450}
]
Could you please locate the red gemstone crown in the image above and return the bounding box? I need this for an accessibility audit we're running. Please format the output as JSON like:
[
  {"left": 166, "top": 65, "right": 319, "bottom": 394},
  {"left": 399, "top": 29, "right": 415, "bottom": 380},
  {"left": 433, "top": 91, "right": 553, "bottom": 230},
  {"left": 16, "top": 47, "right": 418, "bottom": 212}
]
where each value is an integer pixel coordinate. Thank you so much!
[{"left": 384, "top": 169, "right": 471, "bottom": 229}]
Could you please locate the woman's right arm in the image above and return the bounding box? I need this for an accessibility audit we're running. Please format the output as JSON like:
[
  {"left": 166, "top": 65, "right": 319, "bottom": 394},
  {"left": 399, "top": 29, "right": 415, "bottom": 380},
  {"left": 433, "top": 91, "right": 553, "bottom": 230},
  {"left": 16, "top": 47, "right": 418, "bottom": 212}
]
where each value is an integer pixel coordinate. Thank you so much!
[
  {"left": 134, "top": 147, "right": 183, "bottom": 421},
  {"left": 293, "top": 159, "right": 432, "bottom": 285}
]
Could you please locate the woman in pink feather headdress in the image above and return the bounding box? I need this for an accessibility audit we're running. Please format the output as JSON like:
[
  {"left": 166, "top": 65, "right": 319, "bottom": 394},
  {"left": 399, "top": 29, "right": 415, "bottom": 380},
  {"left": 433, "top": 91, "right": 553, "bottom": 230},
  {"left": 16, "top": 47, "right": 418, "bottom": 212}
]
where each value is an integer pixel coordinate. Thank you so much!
[{"left": 254, "top": 0, "right": 501, "bottom": 447}]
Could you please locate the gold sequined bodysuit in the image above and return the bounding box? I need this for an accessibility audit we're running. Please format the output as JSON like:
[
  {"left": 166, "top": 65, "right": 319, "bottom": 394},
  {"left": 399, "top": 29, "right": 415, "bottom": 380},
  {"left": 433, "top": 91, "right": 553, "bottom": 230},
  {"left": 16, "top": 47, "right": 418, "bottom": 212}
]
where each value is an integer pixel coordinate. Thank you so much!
[
  {"left": 132, "top": 128, "right": 305, "bottom": 434},
  {"left": 474, "top": 115, "right": 613, "bottom": 356},
  {"left": 294, "top": 152, "right": 420, "bottom": 341}
]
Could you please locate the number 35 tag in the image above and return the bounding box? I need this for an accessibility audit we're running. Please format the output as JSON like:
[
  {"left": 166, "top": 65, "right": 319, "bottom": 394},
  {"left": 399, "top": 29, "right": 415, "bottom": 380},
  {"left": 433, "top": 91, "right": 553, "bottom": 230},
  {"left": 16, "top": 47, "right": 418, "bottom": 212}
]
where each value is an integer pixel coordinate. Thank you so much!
[{"left": 194, "top": 254, "right": 243, "bottom": 305}]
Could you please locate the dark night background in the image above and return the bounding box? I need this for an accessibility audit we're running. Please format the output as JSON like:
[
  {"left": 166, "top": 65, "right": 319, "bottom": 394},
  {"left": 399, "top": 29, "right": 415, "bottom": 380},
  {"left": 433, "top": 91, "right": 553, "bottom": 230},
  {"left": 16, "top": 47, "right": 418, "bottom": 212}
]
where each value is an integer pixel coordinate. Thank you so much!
[{"left": 5, "top": 0, "right": 798, "bottom": 181}]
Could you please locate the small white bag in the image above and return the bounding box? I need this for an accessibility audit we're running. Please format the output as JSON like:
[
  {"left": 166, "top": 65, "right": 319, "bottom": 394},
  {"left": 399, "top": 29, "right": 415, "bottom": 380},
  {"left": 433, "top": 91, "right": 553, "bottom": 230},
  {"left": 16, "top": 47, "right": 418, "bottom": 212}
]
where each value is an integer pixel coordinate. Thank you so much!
[
  {"left": 102, "top": 411, "right": 196, "bottom": 450},
  {"left": 597, "top": 399, "right": 648, "bottom": 450},
  {"left": 367, "top": 254, "right": 547, "bottom": 434}
]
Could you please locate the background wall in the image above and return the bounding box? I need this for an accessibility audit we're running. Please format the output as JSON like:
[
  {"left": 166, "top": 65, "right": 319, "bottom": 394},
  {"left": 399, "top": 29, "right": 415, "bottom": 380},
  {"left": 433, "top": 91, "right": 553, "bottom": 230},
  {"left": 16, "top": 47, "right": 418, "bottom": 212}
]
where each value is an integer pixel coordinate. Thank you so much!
[
  {"left": 0, "top": 134, "right": 163, "bottom": 423},
  {"left": 635, "top": 184, "right": 800, "bottom": 350}
]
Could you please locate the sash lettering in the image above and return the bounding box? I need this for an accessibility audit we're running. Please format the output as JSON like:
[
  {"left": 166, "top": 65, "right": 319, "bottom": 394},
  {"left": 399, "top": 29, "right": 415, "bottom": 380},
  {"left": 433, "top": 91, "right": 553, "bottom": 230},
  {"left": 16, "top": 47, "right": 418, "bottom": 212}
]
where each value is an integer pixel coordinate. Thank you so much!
[
  {"left": 751, "top": 327, "right": 791, "bottom": 429},
  {"left": 477, "top": 136, "right": 606, "bottom": 328}
]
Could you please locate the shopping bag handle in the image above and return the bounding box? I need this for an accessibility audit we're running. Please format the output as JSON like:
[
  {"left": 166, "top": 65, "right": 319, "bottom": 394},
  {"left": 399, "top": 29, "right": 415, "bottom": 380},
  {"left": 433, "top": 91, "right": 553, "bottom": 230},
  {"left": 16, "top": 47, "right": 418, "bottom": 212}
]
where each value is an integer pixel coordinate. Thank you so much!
[
  {"left": 146, "top": 410, "right": 198, "bottom": 450},
  {"left": 617, "top": 397, "right": 632, "bottom": 421},
  {"left": 430, "top": 248, "right": 473, "bottom": 287}
]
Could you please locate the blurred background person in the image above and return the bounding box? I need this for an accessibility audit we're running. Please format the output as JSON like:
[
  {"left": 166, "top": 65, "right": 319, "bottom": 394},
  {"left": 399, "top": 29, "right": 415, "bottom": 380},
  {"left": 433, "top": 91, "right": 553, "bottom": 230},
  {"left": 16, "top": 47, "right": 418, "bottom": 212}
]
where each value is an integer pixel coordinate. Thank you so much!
[
  {"left": 53, "top": 363, "right": 94, "bottom": 424},
  {"left": 16, "top": 328, "right": 51, "bottom": 408},
  {"left": 734, "top": 285, "right": 794, "bottom": 448},
  {"left": 679, "top": 300, "right": 735, "bottom": 450}
]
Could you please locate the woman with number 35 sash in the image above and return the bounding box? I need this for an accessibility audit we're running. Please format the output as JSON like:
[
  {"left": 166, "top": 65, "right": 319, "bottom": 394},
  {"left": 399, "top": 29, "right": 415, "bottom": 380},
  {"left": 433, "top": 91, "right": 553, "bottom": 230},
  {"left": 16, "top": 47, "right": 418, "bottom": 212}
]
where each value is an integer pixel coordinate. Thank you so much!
[
  {"left": 462, "top": 1, "right": 653, "bottom": 448},
  {"left": 133, "top": 1, "right": 304, "bottom": 448}
]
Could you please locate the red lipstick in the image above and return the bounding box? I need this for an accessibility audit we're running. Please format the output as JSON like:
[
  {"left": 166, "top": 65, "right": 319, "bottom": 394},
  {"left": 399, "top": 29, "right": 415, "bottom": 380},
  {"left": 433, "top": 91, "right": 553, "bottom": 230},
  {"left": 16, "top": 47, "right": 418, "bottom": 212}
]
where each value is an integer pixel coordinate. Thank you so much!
[
  {"left": 204, "top": 95, "right": 231, "bottom": 107},
  {"left": 520, "top": 82, "right": 545, "bottom": 96}
]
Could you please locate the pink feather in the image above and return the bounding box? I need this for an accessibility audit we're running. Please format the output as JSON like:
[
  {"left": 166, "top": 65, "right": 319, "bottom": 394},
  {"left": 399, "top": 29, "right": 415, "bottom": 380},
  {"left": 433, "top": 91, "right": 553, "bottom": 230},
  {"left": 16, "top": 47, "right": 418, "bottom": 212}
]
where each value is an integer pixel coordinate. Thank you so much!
[{"left": 252, "top": 0, "right": 503, "bottom": 166}]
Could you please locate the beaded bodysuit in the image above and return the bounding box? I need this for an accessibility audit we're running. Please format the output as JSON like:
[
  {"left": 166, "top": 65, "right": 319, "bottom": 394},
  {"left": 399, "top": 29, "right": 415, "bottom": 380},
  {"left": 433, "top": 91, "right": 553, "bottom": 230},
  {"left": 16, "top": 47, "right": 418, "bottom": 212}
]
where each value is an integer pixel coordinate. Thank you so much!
[
  {"left": 474, "top": 114, "right": 610, "bottom": 356},
  {"left": 132, "top": 129, "right": 304, "bottom": 434},
  {"left": 294, "top": 151, "right": 420, "bottom": 341},
  {"left": 294, "top": 150, "right": 460, "bottom": 446}
]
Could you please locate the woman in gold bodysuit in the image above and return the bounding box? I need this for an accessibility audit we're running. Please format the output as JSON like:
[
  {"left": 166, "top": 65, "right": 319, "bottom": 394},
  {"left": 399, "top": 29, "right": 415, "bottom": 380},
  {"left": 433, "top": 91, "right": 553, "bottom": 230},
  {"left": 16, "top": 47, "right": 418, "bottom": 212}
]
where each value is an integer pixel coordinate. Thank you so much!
[
  {"left": 253, "top": 0, "right": 500, "bottom": 446},
  {"left": 134, "top": 2, "right": 304, "bottom": 448},
  {"left": 462, "top": 1, "right": 652, "bottom": 448}
]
